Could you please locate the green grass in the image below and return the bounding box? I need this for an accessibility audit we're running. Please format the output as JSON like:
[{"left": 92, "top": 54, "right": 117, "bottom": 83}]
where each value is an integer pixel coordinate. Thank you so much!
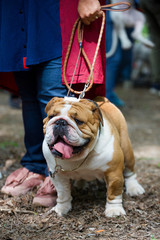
[
  {"left": 151, "top": 236, "right": 157, "bottom": 240},
  {"left": 142, "top": 24, "right": 149, "bottom": 37},
  {"left": 0, "top": 140, "right": 18, "bottom": 149},
  {"left": 137, "top": 157, "right": 154, "bottom": 161}
]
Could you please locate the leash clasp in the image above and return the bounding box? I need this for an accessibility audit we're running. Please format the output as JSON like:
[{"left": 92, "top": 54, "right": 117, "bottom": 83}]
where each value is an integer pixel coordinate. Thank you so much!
[{"left": 49, "top": 165, "right": 64, "bottom": 178}]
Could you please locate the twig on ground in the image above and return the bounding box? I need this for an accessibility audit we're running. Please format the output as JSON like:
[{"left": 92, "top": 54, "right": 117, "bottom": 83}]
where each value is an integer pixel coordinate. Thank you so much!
[{"left": 0, "top": 208, "right": 36, "bottom": 214}]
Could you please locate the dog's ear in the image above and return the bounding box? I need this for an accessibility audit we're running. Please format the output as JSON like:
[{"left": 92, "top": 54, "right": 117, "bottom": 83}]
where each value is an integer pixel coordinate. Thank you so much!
[
  {"left": 43, "top": 97, "right": 62, "bottom": 134},
  {"left": 43, "top": 117, "right": 48, "bottom": 135},
  {"left": 45, "top": 97, "right": 59, "bottom": 114},
  {"left": 88, "top": 100, "right": 104, "bottom": 126},
  {"left": 81, "top": 99, "right": 103, "bottom": 126},
  {"left": 92, "top": 103, "right": 104, "bottom": 126}
]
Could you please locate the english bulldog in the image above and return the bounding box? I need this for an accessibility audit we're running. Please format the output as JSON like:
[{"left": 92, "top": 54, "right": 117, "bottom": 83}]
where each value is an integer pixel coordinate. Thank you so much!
[{"left": 42, "top": 96, "right": 145, "bottom": 217}]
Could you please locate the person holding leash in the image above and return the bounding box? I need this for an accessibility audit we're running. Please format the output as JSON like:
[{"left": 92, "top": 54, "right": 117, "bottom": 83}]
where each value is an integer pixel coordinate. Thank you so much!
[{"left": 0, "top": 0, "right": 106, "bottom": 207}]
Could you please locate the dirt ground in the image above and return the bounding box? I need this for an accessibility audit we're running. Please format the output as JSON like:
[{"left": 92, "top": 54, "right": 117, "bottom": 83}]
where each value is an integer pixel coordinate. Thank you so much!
[{"left": 0, "top": 87, "right": 160, "bottom": 240}]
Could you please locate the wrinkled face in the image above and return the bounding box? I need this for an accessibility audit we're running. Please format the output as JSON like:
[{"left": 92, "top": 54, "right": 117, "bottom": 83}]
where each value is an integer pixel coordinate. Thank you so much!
[{"left": 43, "top": 97, "right": 103, "bottom": 160}]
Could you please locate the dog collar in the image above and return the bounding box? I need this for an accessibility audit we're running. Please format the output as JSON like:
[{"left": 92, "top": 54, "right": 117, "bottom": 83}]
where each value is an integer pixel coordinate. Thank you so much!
[
  {"left": 49, "top": 164, "right": 64, "bottom": 179},
  {"left": 49, "top": 156, "right": 88, "bottom": 179}
]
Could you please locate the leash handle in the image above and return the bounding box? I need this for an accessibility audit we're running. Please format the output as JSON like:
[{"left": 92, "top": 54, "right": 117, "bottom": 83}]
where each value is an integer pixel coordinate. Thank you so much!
[
  {"left": 63, "top": 2, "right": 131, "bottom": 96},
  {"left": 101, "top": 2, "right": 131, "bottom": 11}
]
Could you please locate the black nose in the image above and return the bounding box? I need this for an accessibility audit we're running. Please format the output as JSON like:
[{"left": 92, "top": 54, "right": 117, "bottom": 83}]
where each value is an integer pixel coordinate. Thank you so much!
[{"left": 55, "top": 119, "right": 67, "bottom": 127}]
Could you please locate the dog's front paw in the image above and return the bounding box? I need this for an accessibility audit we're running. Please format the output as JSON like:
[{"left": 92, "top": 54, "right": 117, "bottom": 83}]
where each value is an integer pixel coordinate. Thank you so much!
[
  {"left": 52, "top": 202, "right": 72, "bottom": 216},
  {"left": 125, "top": 174, "right": 145, "bottom": 196},
  {"left": 105, "top": 203, "right": 126, "bottom": 217}
]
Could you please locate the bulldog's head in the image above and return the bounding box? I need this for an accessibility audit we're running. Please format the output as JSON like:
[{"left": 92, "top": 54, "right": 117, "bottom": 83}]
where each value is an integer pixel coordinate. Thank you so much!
[{"left": 43, "top": 97, "right": 103, "bottom": 160}]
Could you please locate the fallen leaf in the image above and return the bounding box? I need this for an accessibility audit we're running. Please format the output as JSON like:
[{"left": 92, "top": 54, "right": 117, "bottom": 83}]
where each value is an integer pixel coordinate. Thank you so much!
[{"left": 96, "top": 229, "right": 105, "bottom": 233}]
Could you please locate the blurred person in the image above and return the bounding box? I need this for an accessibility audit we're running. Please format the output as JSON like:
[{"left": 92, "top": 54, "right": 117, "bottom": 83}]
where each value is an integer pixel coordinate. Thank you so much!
[
  {"left": 106, "top": 0, "right": 153, "bottom": 107},
  {"left": 109, "top": 0, "right": 154, "bottom": 50},
  {"left": 106, "top": 8, "right": 133, "bottom": 107},
  {"left": 139, "top": 0, "right": 160, "bottom": 96},
  {"left": 0, "top": 0, "right": 106, "bottom": 207},
  {"left": 131, "top": 41, "right": 152, "bottom": 88}
]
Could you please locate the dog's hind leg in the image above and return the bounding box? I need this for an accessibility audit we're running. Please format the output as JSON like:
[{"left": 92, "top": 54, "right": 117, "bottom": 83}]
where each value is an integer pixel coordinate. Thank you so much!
[
  {"left": 104, "top": 148, "right": 126, "bottom": 217},
  {"left": 99, "top": 99, "right": 145, "bottom": 197},
  {"left": 122, "top": 135, "right": 145, "bottom": 196},
  {"left": 125, "top": 172, "right": 145, "bottom": 196}
]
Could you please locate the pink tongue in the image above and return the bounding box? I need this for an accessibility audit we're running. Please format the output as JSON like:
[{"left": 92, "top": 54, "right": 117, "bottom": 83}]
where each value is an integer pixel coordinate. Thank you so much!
[{"left": 53, "top": 141, "right": 73, "bottom": 159}]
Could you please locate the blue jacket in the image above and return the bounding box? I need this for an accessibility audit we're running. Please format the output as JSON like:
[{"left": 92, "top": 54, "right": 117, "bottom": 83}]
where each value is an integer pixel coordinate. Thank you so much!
[{"left": 0, "top": 0, "right": 62, "bottom": 72}]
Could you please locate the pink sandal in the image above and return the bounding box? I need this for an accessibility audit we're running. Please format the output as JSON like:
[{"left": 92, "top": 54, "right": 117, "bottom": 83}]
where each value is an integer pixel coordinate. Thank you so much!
[
  {"left": 32, "top": 176, "right": 57, "bottom": 207},
  {"left": 1, "top": 167, "right": 45, "bottom": 196}
]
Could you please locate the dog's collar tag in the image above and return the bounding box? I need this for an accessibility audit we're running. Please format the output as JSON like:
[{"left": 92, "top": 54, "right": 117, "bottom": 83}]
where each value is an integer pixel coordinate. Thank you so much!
[
  {"left": 49, "top": 153, "right": 89, "bottom": 178},
  {"left": 49, "top": 165, "right": 64, "bottom": 178}
]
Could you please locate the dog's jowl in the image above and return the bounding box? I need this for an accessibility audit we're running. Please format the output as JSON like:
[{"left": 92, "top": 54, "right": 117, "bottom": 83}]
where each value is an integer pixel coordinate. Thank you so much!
[{"left": 43, "top": 96, "right": 145, "bottom": 217}]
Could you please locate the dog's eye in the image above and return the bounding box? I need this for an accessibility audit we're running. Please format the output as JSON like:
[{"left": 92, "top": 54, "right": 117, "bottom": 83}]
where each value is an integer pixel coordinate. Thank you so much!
[
  {"left": 49, "top": 115, "right": 55, "bottom": 120},
  {"left": 74, "top": 118, "right": 84, "bottom": 125}
]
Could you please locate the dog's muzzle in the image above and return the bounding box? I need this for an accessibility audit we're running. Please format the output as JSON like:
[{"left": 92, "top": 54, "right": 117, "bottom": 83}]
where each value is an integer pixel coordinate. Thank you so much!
[
  {"left": 48, "top": 119, "right": 90, "bottom": 159},
  {"left": 53, "top": 119, "right": 68, "bottom": 138}
]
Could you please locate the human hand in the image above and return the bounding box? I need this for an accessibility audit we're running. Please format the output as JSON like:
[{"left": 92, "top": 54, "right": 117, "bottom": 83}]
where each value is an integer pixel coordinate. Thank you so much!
[{"left": 78, "top": 0, "right": 103, "bottom": 25}]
